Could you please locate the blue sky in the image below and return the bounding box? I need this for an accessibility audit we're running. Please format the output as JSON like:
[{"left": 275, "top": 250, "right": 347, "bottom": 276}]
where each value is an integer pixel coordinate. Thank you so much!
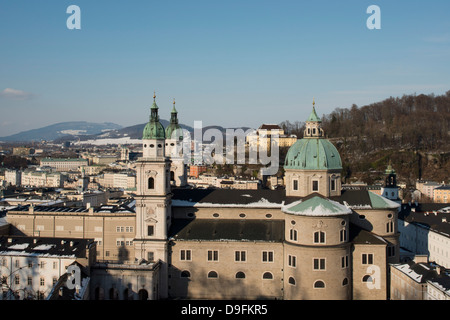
[{"left": 0, "top": 0, "right": 449, "bottom": 136}]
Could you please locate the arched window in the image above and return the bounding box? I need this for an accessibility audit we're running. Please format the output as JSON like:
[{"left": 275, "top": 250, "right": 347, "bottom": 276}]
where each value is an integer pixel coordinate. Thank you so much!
[
  {"left": 170, "top": 171, "right": 175, "bottom": 182},
  {"left": 235, "top": 272, "right": 245, "bottom": 279},
  {"left": 314, "top": 280, "right": 325, "bottom": 288},
  {"left": 342, "top": 278, "right": 349, "bottom": 286},
  {"left": 109, "top": 288, "right": 118, "bottom": 300},
  {"left": 288, "top": 277, "right": 296, "bottom": 285},
  {"left": 181, "top": 270, "right": 191, "bottom": 278},
  {"left": 263, "top": 272, "right": 273, "bottom": 280},
  {"left": 362, "top": 275, "right": 373, "bottom": 283},
  {"left": 148, "top": 177, "right": 155, "bottom": 189},
  {"left": 138, "top": 289, "right": 148, "bottom": 300},
  {"left": 207, "top": 271, "right": 218, "bottom": 279},
  {"left": 314, "top": 231, "right": 325, "bottom": 244}
]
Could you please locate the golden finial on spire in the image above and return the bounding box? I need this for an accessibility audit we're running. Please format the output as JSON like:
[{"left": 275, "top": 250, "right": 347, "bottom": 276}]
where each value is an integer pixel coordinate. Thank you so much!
[
  {"left": 313, "top": 97, "right": 315, "bottom": 106},
  {"left": 173, "top": 98, "right": 176, "bottom": 105},
  {"left": 153, "top": 91, "right": 156, "bottom": 101}
]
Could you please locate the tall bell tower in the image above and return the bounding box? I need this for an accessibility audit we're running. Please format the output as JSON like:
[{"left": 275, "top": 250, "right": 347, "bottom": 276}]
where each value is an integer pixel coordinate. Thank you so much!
[{"left": 134, "top": 92, "right": 171, "bottom": 298}]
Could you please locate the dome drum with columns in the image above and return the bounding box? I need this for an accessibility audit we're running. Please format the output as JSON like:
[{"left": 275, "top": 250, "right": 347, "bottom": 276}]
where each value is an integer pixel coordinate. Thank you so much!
[{"left": 284, "top": 101, "right": 342, "bottom": 198}]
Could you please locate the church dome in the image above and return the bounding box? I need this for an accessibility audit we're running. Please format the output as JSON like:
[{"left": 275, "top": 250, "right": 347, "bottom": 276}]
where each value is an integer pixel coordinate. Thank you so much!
[
  {"left": 143, "top": 94, "right": 166, "bottom": 140},
  {"left": 284, "top": 138, "right": 342, "bottom": 170},
  {"left": 143, "top": 121, "right": 166, "bottom": 140}
]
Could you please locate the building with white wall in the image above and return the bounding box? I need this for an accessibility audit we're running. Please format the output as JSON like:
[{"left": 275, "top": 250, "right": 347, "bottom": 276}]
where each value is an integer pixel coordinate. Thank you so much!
[{"left": 0, "top": 236, "right": 95, "bottom": 300}]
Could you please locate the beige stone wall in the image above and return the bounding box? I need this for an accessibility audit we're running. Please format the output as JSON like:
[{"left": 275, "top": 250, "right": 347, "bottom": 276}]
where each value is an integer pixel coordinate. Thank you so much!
[
  {"left": 169, "top": 240, "right": 283, "bottom": 299},
  {"left": 284, "top": 214, "right": 350, "bottom": 247},
  {"left": 90, "top": 263, "right": 160, "bottom": 300},
  {"left": 390, "top": 265, "right": 426, "bottom": 300},
  {"left": 352, "top": 243, "right": 387, "bottom": 300},
  {"left": 283, "top": 243, "right": 352, "bottom": 300},
  {"left": 171, "top": 206, "right": 284, "bottom": 220},
  {"left": 6, "top": 210, "right": 135, "bottom": 263},
  {"left": 285, "top": 169, "right": 341, "bottom": 198}
]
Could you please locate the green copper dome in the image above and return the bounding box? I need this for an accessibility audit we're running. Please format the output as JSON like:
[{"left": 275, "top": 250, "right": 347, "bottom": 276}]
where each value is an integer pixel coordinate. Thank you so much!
[
  {"left": 142, "top": 96, "right": 166, "bottom": 140},
  {"left": 284, "top": 138, "right": 342, "bottom": 171}
]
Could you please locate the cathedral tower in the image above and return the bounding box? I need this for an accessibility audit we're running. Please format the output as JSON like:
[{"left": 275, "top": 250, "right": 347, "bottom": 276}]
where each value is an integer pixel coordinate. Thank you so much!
[
  {"left": 165, "top": 99, "right": 187, "bottom": 187},
  {"left": 134, "top": 93, "right": 172, "bottom": 298}
]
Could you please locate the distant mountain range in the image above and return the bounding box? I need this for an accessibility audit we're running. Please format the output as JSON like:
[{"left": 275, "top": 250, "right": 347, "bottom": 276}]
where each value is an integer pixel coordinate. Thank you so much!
[
  {"left": 0, "top": 121, "right": 123, "bottom": 142},
  {"left": 0, "top": 120, "right": 253, "bottom": 144}
]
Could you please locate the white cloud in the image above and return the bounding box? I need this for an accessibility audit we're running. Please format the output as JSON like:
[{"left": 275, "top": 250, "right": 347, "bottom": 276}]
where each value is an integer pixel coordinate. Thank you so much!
[{"left": 0, "top": 88, "right": 35, "bottom": 100}]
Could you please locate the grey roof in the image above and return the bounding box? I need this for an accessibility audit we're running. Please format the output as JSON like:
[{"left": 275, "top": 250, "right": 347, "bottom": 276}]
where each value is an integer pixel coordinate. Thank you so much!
[
  {"left": 0, "top": 236, "right": 94, "bottom": 258},
  {"left": 399, "top": 203, "right": 450, "bottom": 235},
  {"left": 392, "top": 260, "right": 449, "bottom": 284},
  {"left": 349, "top": 224, "right": 387, "bottom": 245},
  {"left": 171, "top": 188, "right": 286, "bottom": 207},
  {"left": 171, "top": 188, "right": 399, "bottom": 211},
  {"left": 169, "top": 219, "right": 284, "bottom": 242}
]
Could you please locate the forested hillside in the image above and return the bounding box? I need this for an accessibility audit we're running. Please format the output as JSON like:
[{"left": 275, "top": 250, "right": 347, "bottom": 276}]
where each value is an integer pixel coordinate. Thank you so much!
[{"left": 280, "top": 91, "right": 450, "bottom": 189}]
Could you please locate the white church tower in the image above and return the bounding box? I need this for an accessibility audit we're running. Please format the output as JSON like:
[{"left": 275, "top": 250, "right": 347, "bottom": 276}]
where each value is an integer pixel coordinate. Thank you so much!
[
  {"left": 165, "top": 99, "right": 187, "bottom": 187},
  {"left": 134, "top": 92, "right": 172, "bottom": 298}
]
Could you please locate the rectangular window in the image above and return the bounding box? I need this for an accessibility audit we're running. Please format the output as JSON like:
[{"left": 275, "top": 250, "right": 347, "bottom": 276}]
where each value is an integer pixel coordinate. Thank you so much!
[
  {"left": 293, "top": 180, "right": 298, "bottom": 191},
  {"left": 53, "top": 262, "right": 57, "bottom": 269},
  {"left": 340, "top": 229, "right": 347, "bottom": 242},
  {"left": 341, "top": 255, "right": 349, "bottom": 268},
  {"left": 147, "top": 225, "right": 154, "bottom": 236},
  {"left": 27, "top": 277, "right": 32, "bottom": 286},
  {"left": 235, "top": 251, "right": 246, "bottom": 262},
  {"left": 312, "top": 180, "right": 319, "bottom": 192},
  {"left": 40, "top": 278, "right": 45, "bottom": 286},
  {"left": 313, "top": 258, "right": 326, "bottom": 270},
  {"left": 288, "top": 255, "right": 297, "bottom": 267},
  {"left": 207, "top": 250, "right": 219, "bottom": 261},
  {"left": 331, "top": 179, "right": 336, "bottom": 191},
  {"left": 147, "top": 252, "right": 154, "bottom": 262},
  {"left": 290, "top": 229, "right": 298, "bottom": 241},
  {"left": 180, "top": 250, "right": 192, "bottom": 261},
  {"left": 362, "top": 253, "right": 373, "bottom": 265},
  {"left": 262, "top": 251, "right": 274, "bottom": 262}
]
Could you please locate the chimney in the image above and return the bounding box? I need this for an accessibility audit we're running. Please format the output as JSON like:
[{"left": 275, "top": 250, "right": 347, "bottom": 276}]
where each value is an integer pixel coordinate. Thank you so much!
[
  {"left": 436, "top": 266, "right": 442, "bottom": 275},
  {"left": 413, "top": 254, "right": 428, "bottom": 264}
]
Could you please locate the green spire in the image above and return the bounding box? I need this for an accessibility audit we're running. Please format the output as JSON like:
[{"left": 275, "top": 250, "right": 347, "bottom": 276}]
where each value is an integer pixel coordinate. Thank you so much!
[
  {"left": 143, "top": 92, "right": 166, "bottom": 140},
  {"left": 307, "top": 98, "right": 322, "bottom": 122},
  {"left": 166, "top": 98, "right": 183, "bottom": 140}
]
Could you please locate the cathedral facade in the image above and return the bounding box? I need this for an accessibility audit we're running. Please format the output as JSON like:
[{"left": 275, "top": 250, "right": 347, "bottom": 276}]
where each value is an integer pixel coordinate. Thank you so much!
[
  {"left": 133, "top": 96, "right": 400, "bottom": 300},
  {"left": 5, "top": 95, "right": 400, "bottom": 300}
]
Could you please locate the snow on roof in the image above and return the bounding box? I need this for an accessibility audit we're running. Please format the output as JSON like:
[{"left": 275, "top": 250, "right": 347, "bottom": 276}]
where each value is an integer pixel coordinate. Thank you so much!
[
  {"left": 33, "top": 244, "right": 56, "bottom": 251},
  {"left": 171, "top": 198, "right": 283, "bottom": 208},
  {"left": 282, "top": 196, "right": 352, "bottom": 217},
  {"left": 395, "top": 264, "right": 423, "bottom": 282},
  {"left": 8, "top": 243, "right": 30, "bottom": 250}
]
